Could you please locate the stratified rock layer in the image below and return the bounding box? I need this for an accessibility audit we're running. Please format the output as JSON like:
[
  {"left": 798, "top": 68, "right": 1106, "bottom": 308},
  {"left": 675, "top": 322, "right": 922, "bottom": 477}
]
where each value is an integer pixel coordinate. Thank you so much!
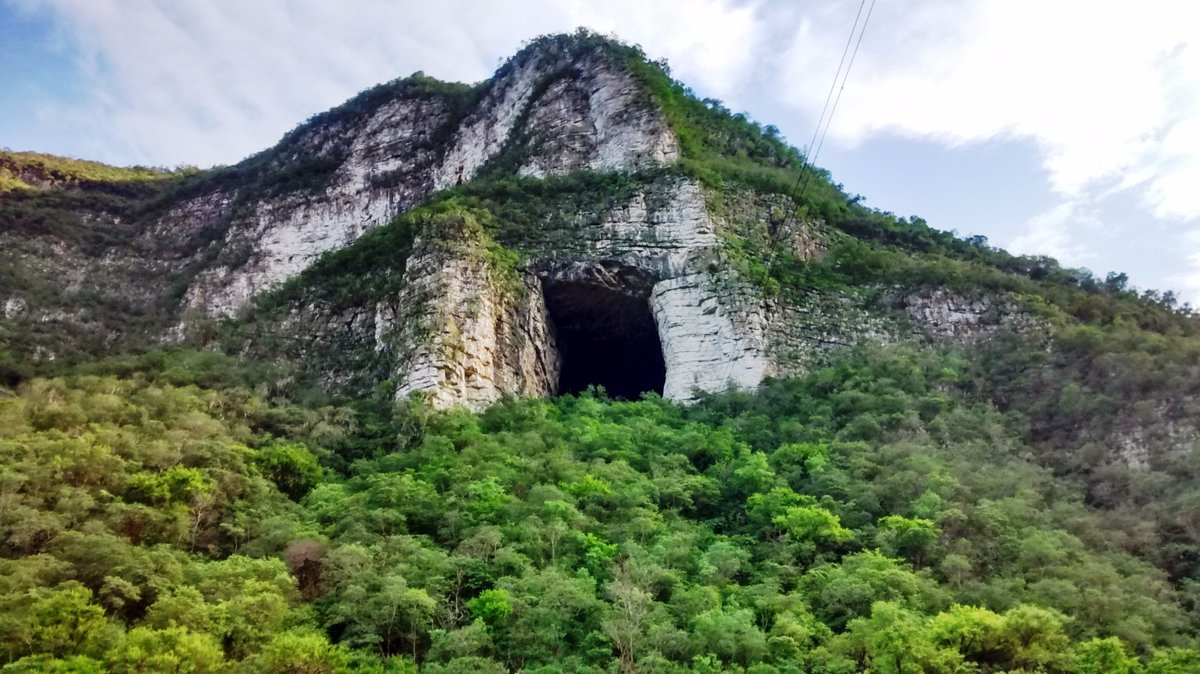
[
  {"left": 180, "top": 43, "right": 679, "bottom": 319},
  {"left": 384, "top": 177, "right": 778, "bottom": 408},
  {"left": 0, "top": 35, "right": 1040, "bottom": 412}
]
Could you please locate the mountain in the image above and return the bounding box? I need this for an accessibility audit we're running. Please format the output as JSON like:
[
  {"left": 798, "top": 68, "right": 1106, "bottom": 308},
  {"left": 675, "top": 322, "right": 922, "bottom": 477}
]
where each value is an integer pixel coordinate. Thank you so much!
[{"left": 1, "top": 30, "right": 1199, "bottom": 671}]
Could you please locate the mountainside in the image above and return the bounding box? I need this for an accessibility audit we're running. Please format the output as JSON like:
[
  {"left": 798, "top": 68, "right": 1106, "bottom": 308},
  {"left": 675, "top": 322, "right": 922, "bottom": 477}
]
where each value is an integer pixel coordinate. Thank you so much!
[{"left": 2, "top": 30, "right": 1200, "bottom": 672}]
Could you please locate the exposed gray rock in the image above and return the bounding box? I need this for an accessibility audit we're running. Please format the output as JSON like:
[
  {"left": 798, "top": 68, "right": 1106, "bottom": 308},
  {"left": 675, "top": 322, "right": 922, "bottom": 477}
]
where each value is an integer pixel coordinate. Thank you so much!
[
  {"left": 515, "top": 58, "right": 678, "bottom": 178},
  {"left": 391, "top": 234, "right": 560, "bottom": 410},
  {"left": 171, "top": 45, "right": 679, "bottom": 323},
  {"left": 386, "top": 179, "right": 789, "bottom": 408},
  {"left": 0, "top": 36, "right": 1053, "bottom": 414},
  {"left": 900, "top": 287, "right": 1041, "bottom": 342},
  {"left": 652, "top": 272, "right": 770, "bottom": 401},
  {"left": 180, "top": 95, "right": 456, "bottom": 316},
  {"left": 3, "top": 298, "right": 27, "bottom": 320}
]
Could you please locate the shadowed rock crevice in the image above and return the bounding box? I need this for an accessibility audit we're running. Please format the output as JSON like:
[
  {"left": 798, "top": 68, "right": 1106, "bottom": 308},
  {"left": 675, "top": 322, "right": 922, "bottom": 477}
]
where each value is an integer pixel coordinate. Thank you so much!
[{"left": 541, "top": 274, "right": 666, "bottom": 399}]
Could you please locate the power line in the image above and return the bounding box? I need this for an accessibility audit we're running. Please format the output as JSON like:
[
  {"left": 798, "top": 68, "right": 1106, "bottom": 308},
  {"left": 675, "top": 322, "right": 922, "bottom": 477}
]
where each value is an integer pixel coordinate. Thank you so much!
[
  {"left": 802, "top": 0, "right": 869, "bottom": 176},
  {"left": 768, "top": 0, "right": 877, "bottom": 270},
  {"left": 797, "top": 0, "right": 877, "bottom": 203},
  {"left": 775, "top": 0, "right": 866, "bottom": 224}
]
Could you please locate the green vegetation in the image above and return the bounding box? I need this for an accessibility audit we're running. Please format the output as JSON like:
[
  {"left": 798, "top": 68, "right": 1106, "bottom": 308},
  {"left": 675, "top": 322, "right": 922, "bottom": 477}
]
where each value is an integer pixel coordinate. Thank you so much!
[
  {"left": 131, "top": 72, "right": 481, "bottom": 228},
  {"left": 4, "top": 30, "right": 1200, "bottom": 672},
  {"left": 0, "top": 150, "right": 185, "bottom": 250},
  {"left": 232, "top": 169, "right": 667, "bottom": 329},
  {"left": 0, "top": 151, "right": 176, "bottom": 193},
  {"left": 0, "top": 187, "right": 145, "bottom": 249},
  {"left": 539, "top": 30, "right": 1194, "bottom": 330},
  {"left": 220, "top": 197, "right": 538, "bottom": 402},
  {"left": 484, "top": 31, "right": 851, "bottom": 225},
  {"left": 762, "top": 234, "right": 1195, "bottom": 334},
  {"left": 0, "top": 345, "right": 1196, "bottom": 671}
]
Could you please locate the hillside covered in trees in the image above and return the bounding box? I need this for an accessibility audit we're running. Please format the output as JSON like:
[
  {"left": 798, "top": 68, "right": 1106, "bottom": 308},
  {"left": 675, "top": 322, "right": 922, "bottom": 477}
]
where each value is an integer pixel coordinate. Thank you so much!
[
  {"left": 0, "top": 346, "right": 1196, "bottom": 673},
  {"left": 2, "top": 31, "right": 1200, "bottom": 673}
]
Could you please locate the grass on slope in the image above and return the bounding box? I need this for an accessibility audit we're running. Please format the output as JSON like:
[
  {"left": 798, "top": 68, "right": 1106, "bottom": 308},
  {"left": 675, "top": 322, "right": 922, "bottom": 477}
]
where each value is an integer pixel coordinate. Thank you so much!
[{"left": 0, "top": 151, "right": 177, "bottom": 192}]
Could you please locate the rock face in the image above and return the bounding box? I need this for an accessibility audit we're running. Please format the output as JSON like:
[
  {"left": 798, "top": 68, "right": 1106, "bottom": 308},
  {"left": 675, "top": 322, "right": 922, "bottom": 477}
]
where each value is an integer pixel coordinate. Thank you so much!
[
  {"left": 366, "top": 172, "right": 1005, "bottom": 409},
  {"left": 0, "top": 32, "right": 1039, "bottom": 411},
  {"left": 391, "top": 218, "right": 561, "bottom": 410},
  {"left": 177, "top": 40, "right": 680, "bottom": 319},
  {"left": 899, "top": 288, "right": 1041, "bottom": 342},
  {"left": 180, "top": 94, "right": 455, "bottom": 316},
  {"left": 435, "top": 47, "right": 678, "bottom": 189},
  {"left": 383, "top": 178, "right": 778, "bottom": 408},
  {"left": 652, "top": 273, "right": 770, "bottom": 401}
]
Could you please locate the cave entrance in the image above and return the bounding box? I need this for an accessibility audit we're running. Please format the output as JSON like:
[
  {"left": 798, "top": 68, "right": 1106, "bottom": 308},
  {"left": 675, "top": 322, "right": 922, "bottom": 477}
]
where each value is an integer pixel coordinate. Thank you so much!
[{"left": 542, "top": 277, "right": 666, "bottom": 400}]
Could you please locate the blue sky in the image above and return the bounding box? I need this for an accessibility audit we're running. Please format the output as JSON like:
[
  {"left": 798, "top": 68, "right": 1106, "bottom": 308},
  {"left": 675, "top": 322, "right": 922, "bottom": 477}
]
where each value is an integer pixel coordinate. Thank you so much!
[{"left": 3, "top": 0, "right": 1199, "bottom": 302}]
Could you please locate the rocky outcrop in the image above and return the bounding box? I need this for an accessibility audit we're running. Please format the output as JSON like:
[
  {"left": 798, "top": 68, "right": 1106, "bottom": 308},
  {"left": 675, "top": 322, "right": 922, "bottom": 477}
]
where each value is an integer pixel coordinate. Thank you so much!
[
  {"left": 514, "top": 60, "right": 679, "bottom": 178},
  {"left": 382, "top": 177, "right": 870, "bottom": 409},
  {"left": 3, "top": 35, "right": 873, "bottom": 406},
  {"left": 228, "top": 169, "right": 980, "bottom": 410},
  {"left": 385, "top": 177, "right": 776, "bottom": 407},
  {"left": 391, "top": 220, "right": 560, "bottom": 410},
  {"left": 652, "top": 273, "right": 770, "bottom": 401},
  {"left": 178, "top": 94, "right": 463, "bottom": 316},
  {"left": 0, "top": 33, "right": 1051, "bottom": 413},
  {"left": 174, "top": 40, "right": 680, "bottom": 320},
  {"left": 899, "top": 288, "right": 1042, "bottom": 342}
]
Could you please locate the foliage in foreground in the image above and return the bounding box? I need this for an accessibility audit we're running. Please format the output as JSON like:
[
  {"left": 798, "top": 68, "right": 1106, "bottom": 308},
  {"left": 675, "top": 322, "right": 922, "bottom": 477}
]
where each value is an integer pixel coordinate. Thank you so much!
[{"left": 0, "top": 345, "right": 1198, "bottom": 672}]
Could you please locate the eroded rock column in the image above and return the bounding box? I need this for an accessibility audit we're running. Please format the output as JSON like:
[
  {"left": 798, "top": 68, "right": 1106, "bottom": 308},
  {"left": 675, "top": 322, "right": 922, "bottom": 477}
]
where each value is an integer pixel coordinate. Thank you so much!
[{"left": 651, "top": 272, "right": 770, "bottom": 402}]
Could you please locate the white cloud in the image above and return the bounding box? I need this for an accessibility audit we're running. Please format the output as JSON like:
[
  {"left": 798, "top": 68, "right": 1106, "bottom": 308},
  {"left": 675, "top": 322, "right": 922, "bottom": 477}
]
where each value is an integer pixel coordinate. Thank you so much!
[
  {"left": 38, "top": 0, "right": 1193, "bottom": 220},
  {"left": 776, "top": 0, "right": 1200, "bottom": 223},
  {"left": 10, "top": 0, "right": 1200, "bottom": 300},
  {"left": 24, "top": 0, "right": 526, "bottom": 166},
  {"left": 1007, "top": 200, "right": 1098, "bottom": 266},
  {"left": 1166, "top": 228, "right": 1200, "bottom": 306},
  {"left": 16, "top": 0, "right": 758, "bottom": 168},
  {"left": 561, "top": 0, "right": 758, "bottom": 97}
]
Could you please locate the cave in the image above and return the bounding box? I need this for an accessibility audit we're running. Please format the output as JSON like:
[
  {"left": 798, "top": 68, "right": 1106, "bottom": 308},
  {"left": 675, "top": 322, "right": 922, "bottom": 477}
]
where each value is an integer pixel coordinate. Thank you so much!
[{"left": 542, "top": 276, "right": 666, "bottom": 400}]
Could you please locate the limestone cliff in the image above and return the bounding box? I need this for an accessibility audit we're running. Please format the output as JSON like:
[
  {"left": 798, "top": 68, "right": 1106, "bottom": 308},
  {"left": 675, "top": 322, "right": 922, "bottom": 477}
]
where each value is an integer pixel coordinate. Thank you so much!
[
  {"left": 177, "top": 38, "right": 679, "bottom": 319},
  {"left": 6, "top": 35, "right": 1200, "bottom": 612},
  {"left": 0, "top": 31, "right": 1080, "bottom": 414}
]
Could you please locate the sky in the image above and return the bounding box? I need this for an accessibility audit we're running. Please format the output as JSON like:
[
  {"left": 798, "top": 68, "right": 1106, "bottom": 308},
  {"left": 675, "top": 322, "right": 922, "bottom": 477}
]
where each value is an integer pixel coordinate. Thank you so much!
[{"left": 2, "top": 0, "right": 1199, "bottom": 302}]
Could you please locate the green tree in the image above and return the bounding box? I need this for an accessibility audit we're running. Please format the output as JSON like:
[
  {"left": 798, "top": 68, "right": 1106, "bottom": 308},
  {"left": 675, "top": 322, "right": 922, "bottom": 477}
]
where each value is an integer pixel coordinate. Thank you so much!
[
  {"left": 602, "top": 574, "right": 654, "bottom": 674},
  {"left": 773, "top": 505, "right": 852, "bottom": 545},
  {"left": 21, "top": 583, "right": 108, "bottom": 659},
  {"left": 844, "top": 601, "right": 959, "bottom": 674},
  {"left": 1071, "top": 637, "right": 1142, "bottom": 674},
  {"left": 802, "top": 551, "right": 938, "bottom": 629},
  {"left": 877, "top": 515, "right": 939, "bottom": 565},
  {"left": 690, "top": 606, "right": 768, "bottom": 667},
  {"left": 928, "top": 604, "right": 1005, "bottom": 666},
  {"left": 1001, "top": 604, "right": 1072, "bottom": 672},
  {"left": 105, "top": 627, "right": 226, "bottom": 673},
  {"left": 242, "top": 629, "right": 353, "bottom": 674},
  {"left": 1146, "top": 647, "right": 1200, "bottom": 673},
  {"left": 325, "top": 571, "right": 436, "bottom": 659},
  {"left": 467, "top": 589, "right": 512, "bottom": 626},
  {"left": 256, "top": 443, "right": 323, "bottom": 500}
]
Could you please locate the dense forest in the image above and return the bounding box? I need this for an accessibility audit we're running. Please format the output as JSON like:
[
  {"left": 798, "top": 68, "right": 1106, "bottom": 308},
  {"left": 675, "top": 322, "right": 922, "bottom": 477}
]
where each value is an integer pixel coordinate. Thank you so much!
[
  {"left": 0, "top": 344, "right": 1196, "bottom": 672},
  {"left": 3, "top": 31, "right": 1200, "bottom": 672}
]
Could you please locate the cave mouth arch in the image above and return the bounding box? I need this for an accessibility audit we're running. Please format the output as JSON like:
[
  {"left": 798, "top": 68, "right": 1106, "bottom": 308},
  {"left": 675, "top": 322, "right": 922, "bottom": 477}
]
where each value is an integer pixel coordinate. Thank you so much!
[{"left": 541, "top": 273, "right": 666, "bottom": 400}]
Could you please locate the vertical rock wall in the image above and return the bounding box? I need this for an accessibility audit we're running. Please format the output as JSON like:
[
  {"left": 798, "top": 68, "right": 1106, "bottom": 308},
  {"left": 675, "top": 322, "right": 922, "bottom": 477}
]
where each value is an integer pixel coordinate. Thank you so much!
[
  {"left": 391, "top": 223, "right": 560, "bottom": 409},
  {"left": 389, "top": 177, "right": 779, "bottom": 409},
  {"left": 172, "top": 40, "right": 680, "bottom": 323},
  {"left": 179, "top": 95, "right": 457, "bottom": 316},
  {"left": 515, "top": 60, "right": 679, "bottom": 178},
  {"left": 1, "top": 34, "right": 1055, "bottom": 414},
  {"left": 652, "top": 273, "right": 771, "bottom": 401}
]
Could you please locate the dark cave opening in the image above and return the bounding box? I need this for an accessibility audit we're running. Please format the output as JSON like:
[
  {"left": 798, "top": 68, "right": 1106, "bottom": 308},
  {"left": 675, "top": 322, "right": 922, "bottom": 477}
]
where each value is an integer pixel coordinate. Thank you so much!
[{"left": 542, "top": 278, "right": 666, "bottom": 400}]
